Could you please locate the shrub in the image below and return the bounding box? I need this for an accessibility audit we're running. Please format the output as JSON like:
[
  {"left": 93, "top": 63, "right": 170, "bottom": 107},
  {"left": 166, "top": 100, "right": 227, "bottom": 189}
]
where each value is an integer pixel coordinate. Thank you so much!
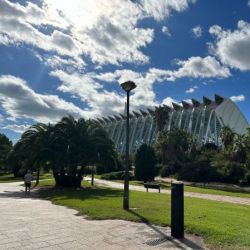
[
  {"left": 155, "top": 163, "right": 163, "bottom": 176},
  {"left": 100, "top": 171, "right": 134, "bottom": 180},
  {"left": 219, "top": 162, "right": 247, "bottom": 184},
  {"left": 160, "top": 163, "right": 182, "bottom": 177},
  {"left": 177, "top": 150, "right": 220, "bottom": 182},
  {"left": 96, "top": 156, "right": 123, "bottom": 174},
  {"left": 135, "top": 144, "right": 156, "bottom": 181}
]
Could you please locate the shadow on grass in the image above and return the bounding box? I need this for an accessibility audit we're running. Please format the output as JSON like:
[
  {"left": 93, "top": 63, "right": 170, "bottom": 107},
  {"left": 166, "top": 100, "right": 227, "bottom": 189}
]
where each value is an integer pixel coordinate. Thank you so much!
[
  {"left": 128, "top": 209, "right": 204, "bottom": 250},
  {"left": 39, "top": 186, "right": 124, "bottom": 202}
]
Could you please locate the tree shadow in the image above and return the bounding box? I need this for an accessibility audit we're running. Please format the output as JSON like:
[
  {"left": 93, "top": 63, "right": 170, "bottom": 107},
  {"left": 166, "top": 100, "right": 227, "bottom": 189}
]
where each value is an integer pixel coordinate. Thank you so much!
[{"left": 128, "top": 209, "right": 204, "bottom": 250}]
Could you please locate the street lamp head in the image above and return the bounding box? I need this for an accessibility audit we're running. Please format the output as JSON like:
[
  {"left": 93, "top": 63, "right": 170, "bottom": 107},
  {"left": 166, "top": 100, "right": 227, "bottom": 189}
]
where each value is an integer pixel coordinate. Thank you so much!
[{"left": 121, "top": 81, "right": 137, "bottom": 92}]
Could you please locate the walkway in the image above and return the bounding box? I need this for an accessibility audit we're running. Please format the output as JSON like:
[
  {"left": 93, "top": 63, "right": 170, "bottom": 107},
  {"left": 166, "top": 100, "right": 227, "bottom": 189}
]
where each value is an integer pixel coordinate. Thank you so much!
[
  {"left": 0, "top": 182, "right": 206, "bottom": 250},
  {"left": 89, "top": 178, "right": 250, "bottom": 206}
]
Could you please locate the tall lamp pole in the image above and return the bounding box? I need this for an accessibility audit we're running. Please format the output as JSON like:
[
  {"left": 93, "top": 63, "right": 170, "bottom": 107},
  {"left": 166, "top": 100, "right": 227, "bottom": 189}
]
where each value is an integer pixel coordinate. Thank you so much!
[{"left": 120, "top": 81, "right": 137, "bottom": 210}]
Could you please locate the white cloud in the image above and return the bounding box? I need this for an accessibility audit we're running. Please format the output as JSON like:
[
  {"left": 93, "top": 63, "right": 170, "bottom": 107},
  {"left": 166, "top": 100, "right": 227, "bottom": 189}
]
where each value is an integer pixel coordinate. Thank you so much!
[
  {"left": 161, "top": 97, "right": 178, "bottom": 107},
  {"left": 43, "top": 55, "right": 85, "bottom": 71},
  {"left": 230, "top": 94, "right": 245, "bottom": 102},
  {"left": 149, "top": 56, "right": 230, "bottom": 81},
  {"left": 0, "top": 0, "right": 197, "bottom": 66},
  {"left": 3, "top": 124, "right": 31, "bottom": 134},
  {"left": 192, "top": 25, "right": 202, "bottom": 38},
  {"left": 51, "top": 69, "right": 159, "bottom": 116},
  {"left": 0, "top": 0, "right": 155, "bottom": 66},
  {"left": 186, "top": 85, "right": 198, "bottom": 93},
  {"left": 162, "top": 26, "right": 171, "bottom": 36},
  {"left": 139, "top": 0, "right": 196, "bottom": 21},
  {"left": 0, "top": 114, "right": 3, "bottom": 124},
  {"left": 248, "top": 0, "right": 250, "bottom": 7},
  {"left": 0, "top": 75, "right": 92, "bottom": 123},
  {"left": 209, "top": 20, "right": 250, "bottom": 71}
]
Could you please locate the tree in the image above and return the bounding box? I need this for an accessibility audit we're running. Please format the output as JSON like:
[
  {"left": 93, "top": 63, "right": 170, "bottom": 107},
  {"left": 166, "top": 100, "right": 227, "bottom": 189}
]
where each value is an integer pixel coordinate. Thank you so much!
[
  {"left": 50, "top": 117, "right": 116, "bottom": 186},
  {"left": 155, "top": 128, "right": 192, "bottom": 165},
  {"left": 0, "top": 133, "right": 13, "bottom": 173},
  {"left": 135, "top": 144, "right": 156, "bottom": 181},
  {"left": 233, "top": 134, "right": 247, "bottom": 163},
  {"left": 13, "top": 123, "right": 51, "bottom": 184},
  {"left": 220, "top": 125, "right": 235, "bottom": 150}
]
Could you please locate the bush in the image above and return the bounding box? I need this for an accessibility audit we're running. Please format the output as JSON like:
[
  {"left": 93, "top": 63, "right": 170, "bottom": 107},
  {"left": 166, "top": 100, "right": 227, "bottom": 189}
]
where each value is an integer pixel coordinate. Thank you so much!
[
  {"left": 177, "top": 162, "right": 220, "bottom": 182},
  {"left": 135, "top": 144, "right": 156, "bottom": 181},
  {"left": 160, "top": 163, "right": 182, "bottom": 177},
  {"left": 100, "top": 171, "right": 134, "bottom": 180},
  {"left": 96, "top": 156, "right": 123, "bottom": 174},
  {"left": 177, "top": 150, "right": 220, "bottom": 182},
  {"left": 155, "top": 163, "right": 163, "bottom": 176},
  {"left": 219, "top": 162, "right": 247, "bottom": 184}
]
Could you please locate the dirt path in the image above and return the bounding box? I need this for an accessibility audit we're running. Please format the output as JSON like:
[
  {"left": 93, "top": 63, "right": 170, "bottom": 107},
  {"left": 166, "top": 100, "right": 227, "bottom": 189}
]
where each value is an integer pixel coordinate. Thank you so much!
[
  {"left": 89, "top": 178, "right": 250, "bottom": 206},
  {"left": 0, "top": 182, "right": 206, "bottom": 250}
]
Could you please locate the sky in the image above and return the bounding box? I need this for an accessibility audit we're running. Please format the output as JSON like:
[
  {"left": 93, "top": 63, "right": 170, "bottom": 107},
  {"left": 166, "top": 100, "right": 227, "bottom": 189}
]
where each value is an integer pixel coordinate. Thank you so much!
[{"left": 0, "top": 0, "right": 250, "bottom": 142}]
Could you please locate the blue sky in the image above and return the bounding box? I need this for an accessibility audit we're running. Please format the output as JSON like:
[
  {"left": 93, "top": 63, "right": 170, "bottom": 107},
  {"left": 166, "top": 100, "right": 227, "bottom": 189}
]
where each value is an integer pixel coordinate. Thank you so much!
[{"left": 0, "top": 0, "right": 250, "bottom": 142}]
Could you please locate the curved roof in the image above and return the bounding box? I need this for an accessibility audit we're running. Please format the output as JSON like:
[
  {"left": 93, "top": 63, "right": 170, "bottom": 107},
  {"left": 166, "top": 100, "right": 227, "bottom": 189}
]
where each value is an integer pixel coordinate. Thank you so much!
[{"left": 215, "top": 99, "right": 249, "bottom": 135}]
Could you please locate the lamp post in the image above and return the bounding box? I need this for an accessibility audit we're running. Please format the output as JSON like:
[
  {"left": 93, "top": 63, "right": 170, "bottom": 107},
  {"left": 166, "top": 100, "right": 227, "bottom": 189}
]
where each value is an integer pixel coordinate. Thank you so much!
[{"left": 120, "top": 81, "right": 137, "bottom": 210}]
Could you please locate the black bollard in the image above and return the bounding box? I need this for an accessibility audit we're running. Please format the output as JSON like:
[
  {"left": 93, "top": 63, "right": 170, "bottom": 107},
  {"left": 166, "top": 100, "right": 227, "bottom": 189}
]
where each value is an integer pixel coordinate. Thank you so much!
[{"left": 171, "top": 182, "right": 184, "bottom": 238}]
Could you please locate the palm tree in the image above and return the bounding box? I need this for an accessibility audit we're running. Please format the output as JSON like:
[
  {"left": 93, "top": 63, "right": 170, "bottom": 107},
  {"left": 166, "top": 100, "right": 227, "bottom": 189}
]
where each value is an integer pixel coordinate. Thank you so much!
[
  {"left": 156, "top": 128, "right": 191, "bottom": 165},
  {"left": 233, "top": 134, "right": 247, "bottom": 163},
  {"left": 220, "top": 125, "right": 235, "bottom": 150},
  {"left": 50, "top": 116, "right": 117, "bottom": 187},
  {"left": 14, "top": 123, "right": 51, "bottom": 184}
]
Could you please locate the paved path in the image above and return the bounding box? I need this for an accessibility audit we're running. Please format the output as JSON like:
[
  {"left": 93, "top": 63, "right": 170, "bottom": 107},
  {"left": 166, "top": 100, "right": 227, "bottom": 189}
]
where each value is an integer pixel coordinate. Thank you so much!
[
  {"left": 0, "top": 182, "right": 206, "bottom": 250},
  {"left": 89, "top": 178, "right": 250, "bottom": 206}
]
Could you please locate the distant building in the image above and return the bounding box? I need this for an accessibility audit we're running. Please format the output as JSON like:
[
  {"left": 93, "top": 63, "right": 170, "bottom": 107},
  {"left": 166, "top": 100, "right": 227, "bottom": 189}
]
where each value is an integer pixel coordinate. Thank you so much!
[{"left": 96, "top": 94, "right": 249, "bottom": 153}]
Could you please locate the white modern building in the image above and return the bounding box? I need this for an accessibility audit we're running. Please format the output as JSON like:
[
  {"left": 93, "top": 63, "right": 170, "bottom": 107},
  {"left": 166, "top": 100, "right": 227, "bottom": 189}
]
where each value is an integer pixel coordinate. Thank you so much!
[{"left": 96, "top": 94, "right": 249, "bottom": 153}]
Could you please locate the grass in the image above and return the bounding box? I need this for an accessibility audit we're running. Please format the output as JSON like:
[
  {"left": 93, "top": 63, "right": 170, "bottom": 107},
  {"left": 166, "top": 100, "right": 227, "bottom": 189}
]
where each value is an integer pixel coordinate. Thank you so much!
[
  {"left": 39, "top": 185, "right": 250, "bottom": 250},
  {"left": 110, "top": 179, "right": 250, "bottom": 199},
  {"left": 0, "top": 173, "right": 23, "bottom": 182},
  {"left": 0, "top": 172, "right": 53, "bottom": 184}
]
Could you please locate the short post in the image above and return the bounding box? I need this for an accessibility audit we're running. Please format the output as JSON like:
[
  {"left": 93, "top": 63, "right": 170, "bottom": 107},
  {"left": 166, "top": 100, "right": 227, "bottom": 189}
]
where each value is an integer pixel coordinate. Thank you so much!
[
  {"left": 91, "top": 166, "right": 94, "bottom": 186},
  {"left": 171, "top": 182, "right": 184, "bottom": 238}
]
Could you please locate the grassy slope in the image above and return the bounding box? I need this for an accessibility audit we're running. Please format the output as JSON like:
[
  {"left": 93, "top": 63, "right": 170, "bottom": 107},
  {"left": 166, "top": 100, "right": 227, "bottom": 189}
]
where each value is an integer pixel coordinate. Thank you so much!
[{"left": 39, "top": 185, "right": 250, "bottom": 250}]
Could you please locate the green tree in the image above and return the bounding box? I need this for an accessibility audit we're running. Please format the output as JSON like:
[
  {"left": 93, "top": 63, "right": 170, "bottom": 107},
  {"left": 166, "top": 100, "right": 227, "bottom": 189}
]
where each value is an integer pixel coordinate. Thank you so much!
[
  {"left": 135, "top": 144, "right": 156, "bottom": 181},
  {"left": 233, "top": 134, "right": 247, "bottom": 163},
  {"left": 155, "top": 128, "right": 192, "bottom": 165},
  {"left": 13, "top": 123, "right": 51, "bottom": 184},
  {"left": 48, "top": 116, "right": 117, "bottom": 187},
  {"left": 0, "top": 133, "right": 13, "bottom": 173},
  {"left": 220, "top": 125, "right": 235, "bottom": 150}
]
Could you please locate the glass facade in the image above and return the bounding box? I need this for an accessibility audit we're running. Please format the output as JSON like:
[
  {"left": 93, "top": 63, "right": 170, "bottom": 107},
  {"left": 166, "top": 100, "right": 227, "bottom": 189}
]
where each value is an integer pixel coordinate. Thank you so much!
[{"left": 96, "top": 95, "right": 249, "bottom": 153}]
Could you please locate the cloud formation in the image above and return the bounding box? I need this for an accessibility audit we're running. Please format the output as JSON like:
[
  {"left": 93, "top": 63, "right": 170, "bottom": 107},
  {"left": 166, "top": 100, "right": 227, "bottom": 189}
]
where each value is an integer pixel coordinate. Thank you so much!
[
  {"left": 230, "top": 94, "right": 245, "bottom": 102},
  {"left": 0, "top": 75, "right": 91, "bottom": 123},
  {"left": 186, "top": 85, "right": 198, "bottom": 93},
  {"left": 209, "top": 20, "right": 250, "bottom": 71},
  {"left": 192, "top": 25, "right": 202, "bottom": 38},
  {"left": 149, "top": 56, "right": 230, "bottom": 81},
  {"left": 162, "top": 26, "right": 171, "bottom": 36},
  {"left": 3, "top": 124, "right": 31, "bottom": 134}
]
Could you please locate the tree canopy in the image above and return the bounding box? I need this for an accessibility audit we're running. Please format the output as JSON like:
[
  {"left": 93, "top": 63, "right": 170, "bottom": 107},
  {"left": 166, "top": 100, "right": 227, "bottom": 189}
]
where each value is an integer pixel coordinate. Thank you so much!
[{"left": 12, "top": 116, "right": 118, "bottom": 187}]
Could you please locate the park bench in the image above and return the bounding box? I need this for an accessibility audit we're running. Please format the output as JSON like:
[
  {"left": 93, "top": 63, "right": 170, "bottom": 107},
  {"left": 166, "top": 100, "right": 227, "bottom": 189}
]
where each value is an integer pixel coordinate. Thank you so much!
[{"left": 144, "top": 182, "right": 161, "bottom": 193}]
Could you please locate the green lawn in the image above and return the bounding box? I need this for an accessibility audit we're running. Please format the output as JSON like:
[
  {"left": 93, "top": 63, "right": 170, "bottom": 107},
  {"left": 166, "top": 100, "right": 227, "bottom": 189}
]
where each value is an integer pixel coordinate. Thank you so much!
[
  {"left": 0, "top": 173, "right": 23, "bottom": 182},
  {"left": 112, "top": 180, "right": 250, "bottom": 199},
  {"left": 39, "top": 185, "right": 250, "bottom": 250},
  {"left": 0, "top": 172, "right": 53, "bottom": 183}
]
